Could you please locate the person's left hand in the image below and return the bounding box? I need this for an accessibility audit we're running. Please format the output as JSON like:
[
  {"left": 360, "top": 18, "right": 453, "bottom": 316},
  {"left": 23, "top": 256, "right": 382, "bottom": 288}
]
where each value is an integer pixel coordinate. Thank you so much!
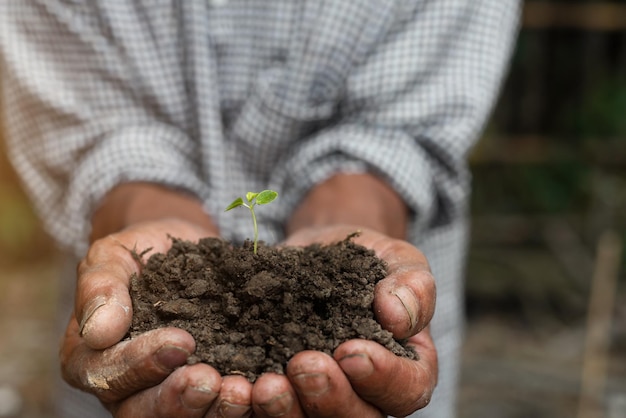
[{"left": 248, "top": 225, "right": 438, "bottom": 417}]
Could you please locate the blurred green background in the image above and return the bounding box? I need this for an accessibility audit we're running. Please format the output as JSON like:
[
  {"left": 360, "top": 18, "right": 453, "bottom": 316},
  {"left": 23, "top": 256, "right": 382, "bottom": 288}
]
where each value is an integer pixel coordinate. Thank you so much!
[
  {"left": 1, "top": 1, "right": 625, "bottom": 417},
  {"left": 462, "top": 2, "right": 626, "bottom": 416}
]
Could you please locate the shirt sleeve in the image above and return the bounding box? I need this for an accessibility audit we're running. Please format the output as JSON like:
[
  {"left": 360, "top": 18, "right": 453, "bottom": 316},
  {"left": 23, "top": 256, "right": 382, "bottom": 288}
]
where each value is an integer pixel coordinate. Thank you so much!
[
  {"left": 0, "top": 1, "right": 210, "bottom": 256},
  {"left": 268, "top": 0, "right": 521, "bottom": 239}
]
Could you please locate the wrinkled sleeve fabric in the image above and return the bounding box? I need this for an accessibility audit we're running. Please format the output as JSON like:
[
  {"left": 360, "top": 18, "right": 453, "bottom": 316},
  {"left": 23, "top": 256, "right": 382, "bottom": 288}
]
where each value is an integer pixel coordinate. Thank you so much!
[
  {"left": 0, "top": 1, "right": 209, "bottom": 256},
  {"left": 268, "top": 0, "right": 520, "bottom": 241}
]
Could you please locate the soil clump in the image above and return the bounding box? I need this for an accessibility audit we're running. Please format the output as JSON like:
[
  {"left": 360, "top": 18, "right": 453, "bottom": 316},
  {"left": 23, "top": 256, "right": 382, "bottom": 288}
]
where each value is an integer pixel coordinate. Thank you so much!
[{"left": 129, "top": 235, "right": 416, "bottom": 381}]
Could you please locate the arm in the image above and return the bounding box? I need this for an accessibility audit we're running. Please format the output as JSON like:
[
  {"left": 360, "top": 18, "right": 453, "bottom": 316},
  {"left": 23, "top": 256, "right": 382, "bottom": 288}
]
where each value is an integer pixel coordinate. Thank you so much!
[
  {"left": 1, "top": 2, "right": 233, "bottom": 415},
  {"left": 89, "top": 182, "right": 219, "bottom": 242},
  {"left": 281, "top": 229, "right": 438, "bottom": 417},
  {"left": 0, "top": 1, "right": 210, "bottom": 256},
  {"left": 286, "top": 173, "right": 409, "bottom": 240},
  {"left": 61, "top": 182, "right": 226, "bottom": 415},
  {"left": 268, "top": 0, "right": 521, "bottom": 242},
  {"left": 277, "top": 173, "right": 438, "bottom": 417},
  {"left": 255, "top": 1, "right": 520, "bottom": 416}
]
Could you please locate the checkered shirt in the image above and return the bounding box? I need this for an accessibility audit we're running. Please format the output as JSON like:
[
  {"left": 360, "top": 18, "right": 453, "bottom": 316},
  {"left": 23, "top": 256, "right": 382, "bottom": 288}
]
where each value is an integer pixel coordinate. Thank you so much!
[{"left": 0, "top": 1, "right": 519, "bottom": 417}]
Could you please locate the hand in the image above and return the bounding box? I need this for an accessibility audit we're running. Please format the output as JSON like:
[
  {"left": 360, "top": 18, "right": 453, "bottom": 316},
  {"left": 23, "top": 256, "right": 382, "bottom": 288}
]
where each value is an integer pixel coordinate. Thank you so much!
[
  {"left": 61, "top": 182, "right": 252, "bottom": 416},
  {"left": 252, "top": 173, "right": 438, "bottom": 417},
  {"left": 61, "top": 218, "right": 246, "bottom": 416},
  {"left": 246, "top": 226, "right": 436, "bottom": 418}
]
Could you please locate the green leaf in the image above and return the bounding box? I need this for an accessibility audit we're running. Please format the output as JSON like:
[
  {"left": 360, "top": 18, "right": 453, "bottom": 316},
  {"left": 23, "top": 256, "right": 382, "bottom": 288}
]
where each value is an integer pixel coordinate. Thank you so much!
[
  {"left": 224, "top": 197, "right": 244, "bottom": 211},
  {"left": 246, "top": 192, "right": 258, "bottom": 203},
  {"left": 255, "top": 190, "right": 278, "bottom": 205}
]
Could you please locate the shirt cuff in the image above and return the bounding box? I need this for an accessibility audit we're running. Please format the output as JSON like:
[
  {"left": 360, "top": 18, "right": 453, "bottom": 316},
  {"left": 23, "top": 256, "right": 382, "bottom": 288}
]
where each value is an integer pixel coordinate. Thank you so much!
[
  {"left": 59, "top": 123, "right": 209, "bottom": 256},
  {"left": 268, "top": 123, "right": 465, "bottom": 240}
]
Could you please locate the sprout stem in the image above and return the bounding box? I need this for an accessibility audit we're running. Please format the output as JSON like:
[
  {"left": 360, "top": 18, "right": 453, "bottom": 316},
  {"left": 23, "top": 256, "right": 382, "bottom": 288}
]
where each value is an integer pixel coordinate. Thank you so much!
[{"left": 250, "top": 205, "right": 259, "bottom": 254}]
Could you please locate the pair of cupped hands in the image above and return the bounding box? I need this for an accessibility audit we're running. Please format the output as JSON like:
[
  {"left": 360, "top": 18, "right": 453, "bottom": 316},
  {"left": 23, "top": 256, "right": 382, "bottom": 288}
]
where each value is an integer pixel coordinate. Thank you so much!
[{"left": 60, "top": 177, "right": 438, "bottom": 418}]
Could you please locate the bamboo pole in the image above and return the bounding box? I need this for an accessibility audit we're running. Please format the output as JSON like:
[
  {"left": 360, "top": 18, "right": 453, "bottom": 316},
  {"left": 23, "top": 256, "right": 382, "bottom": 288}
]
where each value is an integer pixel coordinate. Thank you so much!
[
  {"left": 524, "top": 2, "right": 626, "bottom": 31},
  {"left": 577, "top": 230, "right": 623, "bottom": 418}
]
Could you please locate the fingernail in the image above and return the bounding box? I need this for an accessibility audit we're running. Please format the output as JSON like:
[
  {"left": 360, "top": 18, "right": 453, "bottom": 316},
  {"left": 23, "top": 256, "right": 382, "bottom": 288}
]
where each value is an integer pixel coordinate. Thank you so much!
[
  {"left": 218, "top": 400, "right": 251, "bottom": 418},
  {"left": 392, "top": 286, "right": 419, "bottom": 332},
  {"left": 155, "top": 345, "right": 190, "bottom": 371},
  {"left": 79, "top": 296, "right": 107, "bottom": 337},
  {"left": 338, "top": 353, "right": 374, "bottom": 380},
  {"left": 259, "top": 392, "right": 293, "bottom": 416},
  {"left": 292, "top": 373, "right": 330, "bottom": 397},
  {"left": 181, "top": 385, "right": 218, "bottom": 409}
]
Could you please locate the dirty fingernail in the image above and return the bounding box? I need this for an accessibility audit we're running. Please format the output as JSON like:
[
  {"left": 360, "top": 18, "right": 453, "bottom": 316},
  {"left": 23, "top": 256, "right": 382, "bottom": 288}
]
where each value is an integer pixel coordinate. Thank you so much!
[
  {"left": 393, "top": 286, "right": 419, "bottom": 332},
  {"left": 79, "top": 296, "right": 108, "bottom": 337},
  {"left": 292, "top": 373, "right": 330, "bottom": 396},
  {"left": 181, "top": 385, "right": 218, "bottom": 409},
  {"left": 259, "top": 392, "right": 293, "bottom": 416},
  {"left": 218, "top": 400, "right": 251, "bottom": 417},
  {"left": 155, "top": 345, "right": 190, "bottom": 371},
  {"left": 338, "top": 353, "right": 374, "bottom": 380}
]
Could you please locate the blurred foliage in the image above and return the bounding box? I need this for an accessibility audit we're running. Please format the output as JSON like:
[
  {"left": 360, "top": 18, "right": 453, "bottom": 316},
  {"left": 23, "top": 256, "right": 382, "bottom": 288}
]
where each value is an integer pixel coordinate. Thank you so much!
[
  {"left": 0, "top": 122, "right": 55, "bottom": 265},
  {"left": 569, "top": 76, "right": 626, "bottom": 139},
  {"left": 493, "top": 27, "right": 625, "bottom": 143},
  {"left": 472, "top": 13, "right": 626, "bottom": 290},
  {"left": 471, "top": 162, "right": 591, "bottom": 215},
  {"left": 0, "top": 185, "right": 38, "bottom": 254}
]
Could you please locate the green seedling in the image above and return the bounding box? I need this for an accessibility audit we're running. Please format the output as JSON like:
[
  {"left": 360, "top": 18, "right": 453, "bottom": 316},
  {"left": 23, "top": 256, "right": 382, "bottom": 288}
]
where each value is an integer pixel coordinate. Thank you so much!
[{"left": 225, "top": 190, "right": 278, "bottom": 254}]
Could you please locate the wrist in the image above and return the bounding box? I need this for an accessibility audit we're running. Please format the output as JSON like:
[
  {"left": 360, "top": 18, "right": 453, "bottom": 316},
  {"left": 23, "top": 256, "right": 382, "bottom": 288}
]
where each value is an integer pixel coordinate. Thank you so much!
[
  {"left": 90, "top": 182, "right": 218, "bottom": 242},
  {"left": 286, "top": 173, "right": 408, "bottom": 239}
]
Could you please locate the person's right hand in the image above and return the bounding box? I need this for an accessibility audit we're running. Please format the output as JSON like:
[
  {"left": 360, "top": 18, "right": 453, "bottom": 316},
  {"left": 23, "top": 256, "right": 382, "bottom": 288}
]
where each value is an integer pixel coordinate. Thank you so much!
[
  {"left": 60, "top": 218, "right": 247, "bottom": 416},
  {"left": 61, "top": 182, "right": 270, "bottom": 417}
]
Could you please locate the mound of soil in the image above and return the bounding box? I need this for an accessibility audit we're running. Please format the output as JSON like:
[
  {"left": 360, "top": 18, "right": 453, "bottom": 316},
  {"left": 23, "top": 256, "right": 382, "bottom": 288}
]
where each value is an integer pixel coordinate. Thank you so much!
[{"left": 129, "top": 234, "right": 416, "bottom": 381}]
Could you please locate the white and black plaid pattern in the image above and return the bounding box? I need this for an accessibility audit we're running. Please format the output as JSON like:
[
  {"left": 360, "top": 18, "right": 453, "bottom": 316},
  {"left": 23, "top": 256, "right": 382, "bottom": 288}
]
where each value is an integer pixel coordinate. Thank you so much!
[{"left": 0, "top": 1, "right": 520, "bottom": 417}]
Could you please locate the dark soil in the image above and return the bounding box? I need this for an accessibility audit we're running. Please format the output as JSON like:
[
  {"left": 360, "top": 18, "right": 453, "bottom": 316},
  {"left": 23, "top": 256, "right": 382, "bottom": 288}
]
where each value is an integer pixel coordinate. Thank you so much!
[{"left": 128, "top": 235, "right": 416, "bottom": 381}]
